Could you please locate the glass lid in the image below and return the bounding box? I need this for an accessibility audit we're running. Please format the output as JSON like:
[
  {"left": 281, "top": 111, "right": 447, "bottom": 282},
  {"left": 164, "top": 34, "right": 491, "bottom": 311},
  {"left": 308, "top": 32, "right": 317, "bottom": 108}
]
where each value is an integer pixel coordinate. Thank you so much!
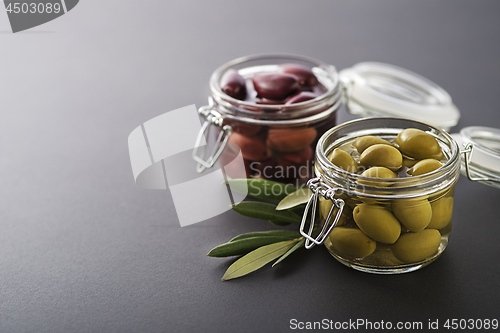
[
  {"left": 452, "top": 126, "right": 500, "bottom": 189},
  {"left": 339, "top": 62, "right": 461, "bottom": 131}
]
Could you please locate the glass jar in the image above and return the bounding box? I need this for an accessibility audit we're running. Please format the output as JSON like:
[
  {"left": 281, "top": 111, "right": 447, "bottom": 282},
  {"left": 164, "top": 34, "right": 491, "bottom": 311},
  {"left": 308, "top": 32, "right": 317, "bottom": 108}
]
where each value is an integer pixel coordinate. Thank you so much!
[
  {"left": 300, "top": 117, "right": 461, "bottom": 274},
  {"left": 193, "top": 54, "right": 342, "bottom": 186},
  {"left": 452, "top": 126, "right": 500, "bottom": 189},
  {"left": 339, "top": 62, "right": 461, "bottom": 131}
]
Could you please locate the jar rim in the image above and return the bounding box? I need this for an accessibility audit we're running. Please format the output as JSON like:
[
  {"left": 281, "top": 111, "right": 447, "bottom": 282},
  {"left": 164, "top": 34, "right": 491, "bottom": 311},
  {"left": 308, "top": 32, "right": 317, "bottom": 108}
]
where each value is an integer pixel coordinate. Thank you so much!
[
  {"left": 315, "top": 117, "right": 461, "bottom": 199},
  {"left": 209, "top": 53, "right": 341, "bottom": 122}
]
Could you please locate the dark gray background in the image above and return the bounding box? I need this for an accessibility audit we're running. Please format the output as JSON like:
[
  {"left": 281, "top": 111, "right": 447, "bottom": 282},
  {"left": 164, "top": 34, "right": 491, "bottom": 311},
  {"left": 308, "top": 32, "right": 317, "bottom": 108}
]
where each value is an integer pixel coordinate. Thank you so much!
[{"left": 1, "top": 1, "right": 499, "bottom": 332}]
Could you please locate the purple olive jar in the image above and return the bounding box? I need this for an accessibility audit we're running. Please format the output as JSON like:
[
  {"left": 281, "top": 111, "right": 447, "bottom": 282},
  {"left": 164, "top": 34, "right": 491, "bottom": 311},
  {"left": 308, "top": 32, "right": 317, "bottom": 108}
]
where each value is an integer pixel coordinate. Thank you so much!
[{"left": 194, "top": 54, "right": 342, "bottom": 186}]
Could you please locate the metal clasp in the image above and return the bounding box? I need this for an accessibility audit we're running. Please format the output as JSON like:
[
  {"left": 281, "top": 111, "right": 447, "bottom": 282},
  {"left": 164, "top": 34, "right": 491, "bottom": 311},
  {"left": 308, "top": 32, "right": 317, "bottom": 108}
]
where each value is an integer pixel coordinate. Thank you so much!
[
  {"left": 192, "top": 106, "right": 233, "bottom": 173},
  {"left": 461, "top": 143, "right": 500, "bottom": 183},
  {"left": 300, "top": 177, "right": 345, "bottom": 249}
]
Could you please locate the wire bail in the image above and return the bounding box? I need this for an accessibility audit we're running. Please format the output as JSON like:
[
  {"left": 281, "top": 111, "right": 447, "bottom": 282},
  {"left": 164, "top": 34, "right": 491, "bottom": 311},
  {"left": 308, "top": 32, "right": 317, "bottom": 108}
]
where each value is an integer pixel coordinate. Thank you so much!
[
  {"left": 461, "top": 143, "right": 500, "bottom": 183},
  {"left": 299, "top": 177, "right": 345, "bottom": 249},
  {"left": 192, "top": 106, "right": 232, "bottom": 173}
]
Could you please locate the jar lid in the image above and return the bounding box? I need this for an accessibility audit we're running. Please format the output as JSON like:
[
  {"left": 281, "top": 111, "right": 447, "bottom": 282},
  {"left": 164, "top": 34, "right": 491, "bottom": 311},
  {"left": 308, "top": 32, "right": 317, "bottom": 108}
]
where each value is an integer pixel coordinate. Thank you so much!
[
  {"left": 339, "top": 62, "right": 461, "bottom": 130},
  {"left": 451, "top": 126, "right": 500, "bottom": 189}
]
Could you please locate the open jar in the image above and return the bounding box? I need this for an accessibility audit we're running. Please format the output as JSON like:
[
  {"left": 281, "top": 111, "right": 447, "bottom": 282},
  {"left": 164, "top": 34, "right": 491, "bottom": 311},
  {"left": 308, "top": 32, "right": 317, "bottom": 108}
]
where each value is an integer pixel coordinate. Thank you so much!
[
  {"left": 193, "top": 54, "right": 342, "bottom": 186},
  {"left": 300, "top": 117, "right": 461, "bottom": 274}
]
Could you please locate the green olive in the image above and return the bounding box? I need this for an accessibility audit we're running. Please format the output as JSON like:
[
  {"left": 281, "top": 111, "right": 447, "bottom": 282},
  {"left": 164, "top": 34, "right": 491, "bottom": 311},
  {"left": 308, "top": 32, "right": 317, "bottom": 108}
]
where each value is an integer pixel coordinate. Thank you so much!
[
  {"left": 429, "top": 184, "right": 455, "bottom": 203},
  {"left": 354, "top": 135, "right": 393, "bottom": 154},
  {"left": 409, "top": 159, "right": 443, "bottom": 176},
  {"left": 328, "top": 227, "right": 376, "bottom": 258},
  {"left": 392, "top": 198, "right": 432, "bottom": 232},
  {"left": 353, "top": 204, "right": 401, "bottom": 244},
  {"left": 359, "top": 167, "right": 398, "bottom": 187},
  {"left": 391, "top": 229, "right": 441, "bottom": 263},
  {"left": 319, "top": 196, "right": 333, "bottom": 221},
  {"left": 427, "top": 196, "right": 454, "bottom": 229},
  {"left": 395, "top": 128, "right": 443, "bottom": 160},
  {"left": 329, "top": 148, "right": 359, "bottom": 173},
  {"left": 361, "top": 166, "right": 397, "bottom": 178},
  {"left": 359, "top": 144, "right": 403, "bottom": 171},
  {"left": 403, "top": 157, "right": 419, "bottom": 168},
  {"left": 319, "top": 197, "right": 347, "bottom": 226}
]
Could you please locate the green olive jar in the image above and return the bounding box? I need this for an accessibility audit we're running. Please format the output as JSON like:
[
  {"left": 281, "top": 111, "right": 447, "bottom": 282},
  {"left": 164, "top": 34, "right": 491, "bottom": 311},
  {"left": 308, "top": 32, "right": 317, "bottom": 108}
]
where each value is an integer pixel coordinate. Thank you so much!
[{"left": 301, "top": 117, "right": 460, "bottom": 274}]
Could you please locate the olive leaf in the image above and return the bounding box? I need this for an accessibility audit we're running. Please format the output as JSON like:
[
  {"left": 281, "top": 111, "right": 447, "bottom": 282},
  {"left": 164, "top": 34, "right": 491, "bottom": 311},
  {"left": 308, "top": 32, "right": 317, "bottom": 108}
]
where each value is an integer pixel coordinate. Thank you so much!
[
  {"left": 226, "top": 178, "right": 297, "bottom": 201},
  {"left": 276, "top": 188, "right": 312, "bottom": 211},
  {"left": 229, "top": 230, "right": 301, "bottom": 242},
  {"left": 272, "top": 238, "right": 305, "bottom": 267},
  {"left": 290, "top": 205, "right": 307, "bottom": 217},
  {"left": 207, "top": 236, "right": 301, "bottom": 257},
  {"left": 221, "top": 239, "right": 299, "bottom": 281},
  {"left": 269, "top": 220, "right": 292, "bottom": 227},
  {"left": 231, "top": 202, "right": 302, "bottom": 224}
]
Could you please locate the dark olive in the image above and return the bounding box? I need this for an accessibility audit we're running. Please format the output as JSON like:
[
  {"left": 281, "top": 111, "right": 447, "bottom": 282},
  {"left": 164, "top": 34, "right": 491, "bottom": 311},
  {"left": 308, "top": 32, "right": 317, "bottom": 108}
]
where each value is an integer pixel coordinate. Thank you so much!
[
  {"left": 220, "top": 69, "right": 247, "bottom": 100},
  {"left": 278, "top": 63, "right": 318, "bottom": 88},
  {"left": 252, "top": 73, "right": 299, "bottom": 100},
  {"left": 285, "top": 91, "right": 318, "bottom": 105},
  {"left": 255, "top": 97, "right": 283, "bottom": 105},
  {"left": 228, "top": 132, "right": 270, "bottom": 161},
  {"left": 267, "top": 127, "right": 317, "bottom": 153},
  {"left": 281, "top": 146, "right": 313, "bottom": 164}
]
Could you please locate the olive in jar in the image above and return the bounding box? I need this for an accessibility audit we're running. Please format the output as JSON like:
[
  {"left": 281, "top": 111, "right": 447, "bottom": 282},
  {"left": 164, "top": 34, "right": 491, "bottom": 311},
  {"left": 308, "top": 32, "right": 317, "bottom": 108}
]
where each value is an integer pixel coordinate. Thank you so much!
[
  {"left": 328, "top": 227, "right": 376, "bottom": 258},
  {"left": 266, "top": 127, "right": 317, "bottom": 153},
  {"left": 409, "top": 159, "right": 443, "bottom": 176},
  {"left": 252, "top": 73, "right": 300, "bottom": 101},
  {"left": 359, "top": 144, "right": 403, "bottom": 172},
  {"left": 228, "top": 132, "right": 270, "bottom": 161},
  {"left": 354, "top": 135, "right": 393, "bottom": 154},
  {"left": 220, "top": 69, "right": 247, "bottom": 100},
  {"left": 353, "top": 204, "right": 401, "bottom": 244},
  {"left": 277, "top": 63, "right": 318, "bottom": 88},
  {"left": 427, "top": 197, "right": 454, "bottom": 230},
  {"left": 328, "top": 148, "right": 359, "bottom": 173},
  {"left": 395, "top": 128, "right": 443, "bottom": 160},
  {"left": 391, "top": 229, "right": 441, "bottom": 263},
  {"left": 392, "top": 198, "right": 432, "bottom": 232},
  {"left": 358, "top": 167, "right": 398, "bottom": 188}
]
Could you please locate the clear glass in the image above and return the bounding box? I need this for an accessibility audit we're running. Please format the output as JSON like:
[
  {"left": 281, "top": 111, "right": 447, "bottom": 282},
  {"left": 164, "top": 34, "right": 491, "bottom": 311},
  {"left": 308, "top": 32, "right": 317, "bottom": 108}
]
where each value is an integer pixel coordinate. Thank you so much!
[
  {"left": 315, "top": 117, "right": 461, "bottom": 273},
  {"left": 456, "top": 126, "right": 500, "bottom": 189},
  {"left": 339, "top": 62, "right": 460, "bottom": 131},
  {"left": 206, "top": 54, "right": 341, "bottom": 186}
]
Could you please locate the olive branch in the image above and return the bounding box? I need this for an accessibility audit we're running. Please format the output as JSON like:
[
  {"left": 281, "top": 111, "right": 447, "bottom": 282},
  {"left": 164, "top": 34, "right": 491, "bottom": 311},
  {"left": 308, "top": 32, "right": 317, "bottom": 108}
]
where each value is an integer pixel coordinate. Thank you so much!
[{"left": 207, "top": 179, "right": 313, "bottom": 281}]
